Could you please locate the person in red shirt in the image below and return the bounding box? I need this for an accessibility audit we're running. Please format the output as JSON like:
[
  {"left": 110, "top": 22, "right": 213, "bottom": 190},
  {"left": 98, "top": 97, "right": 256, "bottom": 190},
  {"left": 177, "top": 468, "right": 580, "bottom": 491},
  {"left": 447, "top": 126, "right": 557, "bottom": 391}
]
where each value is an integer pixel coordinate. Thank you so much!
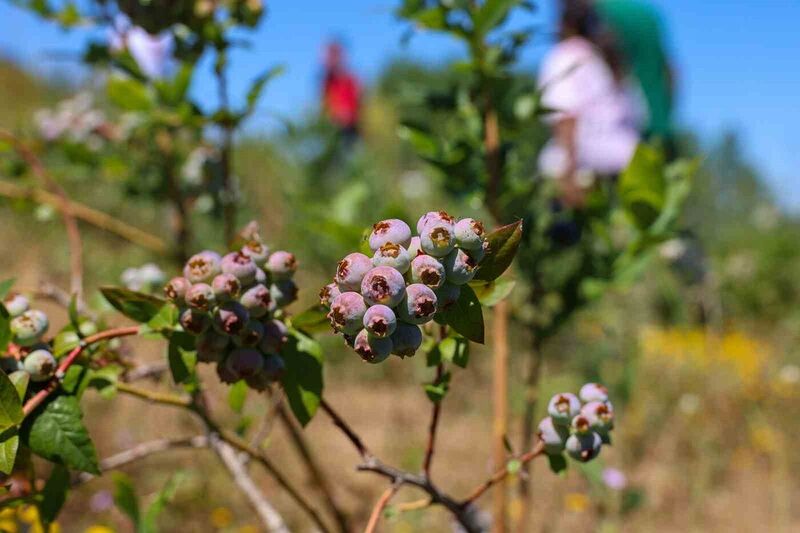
[{"left": 322, "top": 41, "right": 361, "bottom": 141}]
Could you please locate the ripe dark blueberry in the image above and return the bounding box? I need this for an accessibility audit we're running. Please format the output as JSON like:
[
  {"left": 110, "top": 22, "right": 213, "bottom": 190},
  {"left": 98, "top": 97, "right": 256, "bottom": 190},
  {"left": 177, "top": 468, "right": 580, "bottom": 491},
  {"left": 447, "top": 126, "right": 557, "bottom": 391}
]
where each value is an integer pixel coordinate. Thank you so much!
[
  {"left": 259, "top": 319, "right": 289, "bottom": 354},
  {"left": 270, "top": 280, "right": 298, "bottom": 308},
  {"left": 225, "top": 348, "right": 264, "bottom": 379},
  {"left": 434, "top": 283, "right": 461, "bottom": 310},
  {"left": 261, "top": 353, "right": 285, "bottom": 381},
  {"left": 566, "top": 432, "right": 602, "bottom": 462},
  {"left": 390, "top": 322, "right": 423, "bottom": 357},
  {"left": 235, "top": 320, "right": 265, "bottom": 347},
  {"left": 180, "top": 308, "right": 210, "bottom": 335},
  {"left": 213, "top": 302, "right": 250, "bottom": 336},
  {"left": 196, "top": 330, "right": 229, "bottom": 363}
]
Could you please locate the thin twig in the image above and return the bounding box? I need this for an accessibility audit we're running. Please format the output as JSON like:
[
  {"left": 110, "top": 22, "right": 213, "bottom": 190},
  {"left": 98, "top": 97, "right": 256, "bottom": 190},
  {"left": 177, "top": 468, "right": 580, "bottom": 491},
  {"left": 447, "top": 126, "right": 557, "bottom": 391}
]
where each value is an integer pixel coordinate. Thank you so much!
[
  {"left": 460, "top": 441, "right": 546, "bottom": 506},
  {"left": 276, "top": 401, "right": 351, "bottom": 533},
  {"left": 422, "top": 364, "right": 444, "bottom": 479},
  {"left": 115, "top": 382, "right": 192, "bottom": 407},
  {"left": 75, "top": 436, "right": 208, "bottom": 485},
  {"left": 22, "top": 326, "right": 141, "bottom": 415},
  {"left": 123, "top": 361, "right": 169, "bottom": 382},
  {"left": 1, "top": 131, "right": 83, "bottom": 297},
  {"left": 364, "top": 484, "right": 400, "bottom": 533},
  {"left": 395, "top": 498, "right": 431, "bottom": 512},
  {"left": 210, "top": 433, "right": 291, "bottom": 533},
  {"left": 0, "top": 179, "right": 167, "bottom": 253},
  {"left": 320, "top": 398, "right": 370, "bottom": 459}
]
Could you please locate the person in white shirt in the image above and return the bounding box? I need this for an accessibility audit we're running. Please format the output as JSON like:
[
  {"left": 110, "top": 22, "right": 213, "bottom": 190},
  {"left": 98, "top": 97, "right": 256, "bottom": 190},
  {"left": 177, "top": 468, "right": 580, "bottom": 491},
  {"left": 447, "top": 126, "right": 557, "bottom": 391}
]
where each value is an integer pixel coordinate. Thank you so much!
[{"left": 538, "top": 0, "right": 642, "bottom": 208}]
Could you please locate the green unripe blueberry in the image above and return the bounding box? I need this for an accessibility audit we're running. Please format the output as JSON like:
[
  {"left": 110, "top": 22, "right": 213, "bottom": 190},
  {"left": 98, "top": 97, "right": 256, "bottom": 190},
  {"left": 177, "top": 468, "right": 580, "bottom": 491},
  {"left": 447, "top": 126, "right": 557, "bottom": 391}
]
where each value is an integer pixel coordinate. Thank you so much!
[
  {"left": 389, "top": 322, "right": 423, "bottom": 358},
  {"left": 23, "top": 349, "right": 57, "bottom": 382},
  {"left": 3, "top": 293, "right": 29, "bottom": 318},
  {"left": 216, "top": 357, "right": 239, "bottom": 384},
  {"left": 261, "top": 353, "right": 285, "bottom": 381},
  {"left": 265, "top": 251, "right": 297, "bottom": 281},
  {"left": 353, "top": 329, "right": 392, "bottom": 364},
  {"left": 11, "top": 310, "right": 49, "bottom": 347},
  {"left": 372, "top": 243, "right": 411, "bottom": 274}
]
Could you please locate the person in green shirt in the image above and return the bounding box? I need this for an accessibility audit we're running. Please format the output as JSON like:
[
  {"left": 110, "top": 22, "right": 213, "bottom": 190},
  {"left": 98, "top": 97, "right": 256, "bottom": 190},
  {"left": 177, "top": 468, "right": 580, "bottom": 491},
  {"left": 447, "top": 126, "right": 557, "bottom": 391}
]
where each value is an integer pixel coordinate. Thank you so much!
[{"left": 595, "top": 0, "right": 675, "bottom": 146}]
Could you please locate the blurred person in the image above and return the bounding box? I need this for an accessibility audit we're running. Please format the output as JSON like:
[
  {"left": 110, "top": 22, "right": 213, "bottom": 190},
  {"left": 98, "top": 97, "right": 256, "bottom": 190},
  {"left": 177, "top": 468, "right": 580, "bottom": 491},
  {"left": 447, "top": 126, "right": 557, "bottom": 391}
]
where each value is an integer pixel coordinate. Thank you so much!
[
  {"left": 595, "top": 0, "right": 676, "bottom": 151},
  {"left": 321, "top": 41, "right": 362, "bottom": 142},
  {"left": 538, "top": 0, "right": 642, "bottom": 208}
]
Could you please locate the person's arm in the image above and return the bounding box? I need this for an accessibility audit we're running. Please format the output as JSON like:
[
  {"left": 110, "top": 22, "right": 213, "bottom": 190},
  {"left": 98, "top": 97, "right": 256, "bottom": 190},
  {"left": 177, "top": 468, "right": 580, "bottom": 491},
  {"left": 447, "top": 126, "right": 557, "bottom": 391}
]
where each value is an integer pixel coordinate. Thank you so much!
[{"left": 554, "top": 116, "right": 585, "bottom": 208}]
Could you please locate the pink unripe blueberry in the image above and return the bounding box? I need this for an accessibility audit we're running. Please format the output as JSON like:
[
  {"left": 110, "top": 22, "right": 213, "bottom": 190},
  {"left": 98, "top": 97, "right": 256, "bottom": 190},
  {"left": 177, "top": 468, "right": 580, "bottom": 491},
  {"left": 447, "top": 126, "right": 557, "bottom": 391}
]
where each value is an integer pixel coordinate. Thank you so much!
[
  {"left": 548, "top": 393, "right": 581, "bottom": 426},
  {"left": 319, "top": 282, "right": 341, "bottom": 308},
  {"left": 335, "top": 253, "right": 373, "bottom": 292},
  {"left": 196, "top": 330, "right": 230, "bottom": 363},
  {"left": 183, "top": 251, "right": 222, "bottom": 283},
  {"left": 270, "top": 280, "right": 298, "bottom": 308},
  {"left": 240, "top": 284, "right": 273, "bottom": 318},
  {"left": 253, "top": 267, "right": 267, "bottom": 286},
  {"left": 241, "top": 240, "right": 270, "bottom": 264},
  {"left": 180, "top": 309, "right": 210, "bottom": 335},
  {"left": 453, "top": 218, "right": 486, "bottom": 251},
  {"left": 164, "top": 277, "right": 192, "bottom": 304},
  {"left": 416, "top": 211, "right": 456, "bottom": 234},
  {"left": 419, "top": 219, "right": 456, "bottom": 258},
  {"left": 363, "top": 305, "right": 397, "bottom": 338},
  {"left": 23, "top": 349, "right": 57, "bottom": 382},
  {"left": 213, "top": 302, "right": 250, "bottom": 335},
  {"left": 353, "top": 329, "right": 392, "bottom": 364},
  {"left": 407, "top": 236, "right": 423, "bottom": 258},
  {"left": 390, "top": 322, "right": 423, "bottom": 357},
  {"left": 538, "top": 416, "right": 569, "bottom": 455},
  {"left": 581, "top": 401, "right": 614, "bottom": 433},
  {"left": 434, "top": 283, "right": 461, "bottom": 310},
  {"left": 265, "top": 251, "right": 297, "bottom": 281},
  {"left": 369, "top": 219, "right": 412, "bottom": 250},
  {"left": 186, "top": 283, "right": 216, "bottom": 310},
  {"left": 442, "top": 248, "right": 479, "bottom": 285},
  {"left": 259, "top": 319, "right": 288, "bottom": 354},
  {"left": 328, "top": 292, "right": 368, "bottom": 335},
  {"left": 566, "top": 432, "right": 602, "bottom": 462},
  {"left": 373, "top": 243, "right": 411, "bottom": 274},
  {"left": 221, "top": 251, "right": 258, "bottom": 285},
  {"left": 361, "top": 266, "right": 406, "bottom": 307},
  {"left": 579, "top": 383, "right": 609, "bottom": 404},
  {"left": 396, "top": 284, "right": 438, "bottom": 325},
  {"left": 212, "top": 273, "right": 241, "bottom": 302},
  {"left": 225, "top": 348, "right": 264, "bottom": 379},
  {"left": 3, "top": 293, "right": 29, "bottom": 318},
  {"left": 10, "top": 310, "right": 49, "bottom": 346},
  {"left": 410, "top": 254, "right": 446, "bottom": 289}
]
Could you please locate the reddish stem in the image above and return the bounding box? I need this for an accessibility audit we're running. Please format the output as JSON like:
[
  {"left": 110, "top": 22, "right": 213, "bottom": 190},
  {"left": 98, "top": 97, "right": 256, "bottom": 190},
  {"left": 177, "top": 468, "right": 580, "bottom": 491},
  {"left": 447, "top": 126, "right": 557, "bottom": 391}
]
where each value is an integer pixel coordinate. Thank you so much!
[
  {"left": 422, "top": 364, "right": 444, "bottom": 479},
  {"left": 22, "top": 326, "right": 140, "bottom": 415}
]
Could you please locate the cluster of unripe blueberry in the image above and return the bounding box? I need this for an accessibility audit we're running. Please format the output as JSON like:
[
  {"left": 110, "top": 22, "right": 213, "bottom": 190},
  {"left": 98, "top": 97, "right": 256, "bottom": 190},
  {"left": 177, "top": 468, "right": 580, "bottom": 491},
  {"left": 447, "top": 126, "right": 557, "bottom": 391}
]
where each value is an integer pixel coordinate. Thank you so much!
[
  {"left": 538, "top": 383, "right": 615, "bottom": 462},
  {"left": 164, "top": 229, "right": 298, "bottom": 390},
  {"left": 2, "top": 293, "right": 58, "bottom": 383},
  {"left": 320, "top": 211, "right": 487, "bottom": 362}
]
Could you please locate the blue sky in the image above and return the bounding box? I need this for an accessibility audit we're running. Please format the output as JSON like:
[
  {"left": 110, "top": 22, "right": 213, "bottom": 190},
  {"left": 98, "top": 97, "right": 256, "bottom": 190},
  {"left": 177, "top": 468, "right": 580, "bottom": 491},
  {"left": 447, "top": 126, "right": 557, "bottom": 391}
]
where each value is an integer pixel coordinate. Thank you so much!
[{"left": 1, "top": 1, "right": 799, "bottom": 209}]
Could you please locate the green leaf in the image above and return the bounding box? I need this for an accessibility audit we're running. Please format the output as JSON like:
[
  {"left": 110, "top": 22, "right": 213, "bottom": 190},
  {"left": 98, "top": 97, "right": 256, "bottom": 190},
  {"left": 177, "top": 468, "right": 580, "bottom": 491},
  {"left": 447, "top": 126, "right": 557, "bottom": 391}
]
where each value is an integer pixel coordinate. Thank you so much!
[
  {"left": 68, "top": 293, "right": 82, "bottom": 338},
  {"left": 548, "top": 453, "right": 568, "bottom": 475},
  {"left": 39, "top": 464, "right": 70, "bottom": 524},
  {"left": 0, "top": 303, "right": 11, "bottom": 354},
  {"left": 8, "top": 371, "right": 29, "bottom": 401},
  {"left": 618, "top": 144, "right": 667, "bottom": 229},
  {"left": 112, "top": 472, "right": 140, "bottom": 528},
  {"left": 146, "top": 303, "right": 180, "bottom": 333},
  {"left": 100, "top": 287, "right": 166, "bottom": 323},
  {"left": 245, "top": 65, "right": 285, "bottom": 115},
  {"left": 290, "top": 304, "right": 330, "bottom": 334},
  {"left": 154, "top": 63, "right": 194, "bottom": 106},
  {"left": 52, "top": 329, "right": 81, "bottom": 357},
  {"left": 437, "top": 336, "right": 470, "bottom": 368},
  {"left": 280, "top": 330, "right": 324, "bottom": 426},
  {"left": 0, "top": 278, "right": 14, "bottom": 300},
  {"left": 0, "top": 427, "right": 19, "bottom": 475},
  {"left": 436, "top": 285, "right": 484, "bottom": 344},
  {"left": 474, "top": 220, "right": 523, "bottom": 282},
  {"left": 471, "top": 278, "right": 516, "bottom": 307},
  {"left": 228, "top": 380, "right": 248, "bottom": 414},
  {"left": 141, "top": 471, "right": 187, "bottom": 533},
  {"left": 423, "top": 371, "right": 451, "bottom": 403},
  {"left": 0, "top": 370, "right": 23, "bottom": 430},
  {"left": 474, "top": 0, "right": 521, "bottom": 36},
  {"left": 167, "top": 332, "right": 196, "bottom": 385},
  {"left": 397, "top": 124, "right": 439, "bottom": 158},
  {"left": 107, "top": 77, "right": 153, "bottom": 111},
  {"left": 23, "top": 395, "right": 100, "bottom": 474}
]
